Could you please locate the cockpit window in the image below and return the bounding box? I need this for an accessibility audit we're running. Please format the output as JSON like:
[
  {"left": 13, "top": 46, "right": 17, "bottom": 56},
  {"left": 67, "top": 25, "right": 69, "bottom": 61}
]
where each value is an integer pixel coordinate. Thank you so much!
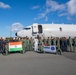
[{"left": 23, "top": 28, "right": 31, "bottom": 30}]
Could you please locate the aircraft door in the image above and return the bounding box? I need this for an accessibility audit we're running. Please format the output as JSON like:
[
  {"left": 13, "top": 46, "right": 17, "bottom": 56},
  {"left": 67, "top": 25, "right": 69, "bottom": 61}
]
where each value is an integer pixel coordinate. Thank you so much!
[
  {"left": 38, "top": 25, "right": 43, "bottom": 33},
  {"left": 32, "top": 24, "right": 38, "bottom": 36},
  {"left": 32, "top": 24, "right": 43, "bottom": 36}
]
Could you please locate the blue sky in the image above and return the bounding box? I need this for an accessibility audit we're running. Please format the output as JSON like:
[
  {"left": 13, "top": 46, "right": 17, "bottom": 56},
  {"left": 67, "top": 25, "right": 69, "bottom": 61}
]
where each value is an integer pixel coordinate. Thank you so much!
[{"left": 0, "top": 0, "right": 76, "bottom": 37}]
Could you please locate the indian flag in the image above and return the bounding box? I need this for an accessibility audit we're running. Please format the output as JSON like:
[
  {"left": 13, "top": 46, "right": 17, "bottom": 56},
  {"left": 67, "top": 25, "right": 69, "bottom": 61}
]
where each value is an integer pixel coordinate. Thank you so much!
[{"left": 9, "top": 42, "right": 23, "bottom": 52}]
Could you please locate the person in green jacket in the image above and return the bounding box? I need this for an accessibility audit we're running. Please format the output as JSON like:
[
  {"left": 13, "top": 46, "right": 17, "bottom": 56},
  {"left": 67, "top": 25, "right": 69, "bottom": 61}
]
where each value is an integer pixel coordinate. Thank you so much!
[
  {"left": 43, "top": 37, "right": 47, "bottom": 45},
  {"left": 26, "top": 37, "right": 29, "bottom": 51},
  {"left": 68, "top": 37, "right": 73, "bottom": 52},
  {"left": 38, "top": 37, "right": 44, "bottom": 53},
  {"left": 22, "top": 37, "right": 27, "bottom": 53},
  {"left": 56, "top": 37, "right": 62, "bottom": 55},
  {"left": 47, "top": 37, "right": 52, "bottom": 46},
  {"left": 5, "top": 39, "right": 9, "bottom": 55},
  {"left": 29, "top": 37, "right": 33, "bottom": 51},
  {"left": 52, "top": 37, "right": 56, "bottom": 46}
]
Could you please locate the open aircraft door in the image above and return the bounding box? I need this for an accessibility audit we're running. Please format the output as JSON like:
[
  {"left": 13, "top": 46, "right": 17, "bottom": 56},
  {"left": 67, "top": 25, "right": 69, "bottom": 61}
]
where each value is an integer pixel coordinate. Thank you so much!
[
  {"left": 38, "top": 25, "right": 43, "bottom": 33},
  {"left": 32, "top": 24, "right": 43, "bottom": 35}
]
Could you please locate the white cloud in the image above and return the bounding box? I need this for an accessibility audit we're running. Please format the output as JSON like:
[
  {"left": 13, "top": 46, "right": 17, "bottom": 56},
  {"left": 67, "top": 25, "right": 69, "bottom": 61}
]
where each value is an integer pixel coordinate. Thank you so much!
[
  {"left": 34, "top": 0, "right": 76, "bottom": 21},
  {"left": 67, "top": 16, "right": 72, "bottom": 20},
  {"left": 59, "top": 13, "right": 67, "bottom": 17},
  {"left": 34, "top": 18, "right": 37, "bottom": 20},
  {"left": 11, "top": 22, "right": 23, "bottom": 32},
  {"left": 67, "top": 0, "right": 76, "bottom": 15},
  {"left": 0, "top": 2, "right": 11, "bottom": 9},
  {"left": 31, "top": 5, "right": 40, "bottom": 9},
  {"left": 35, "top": 0, "right": 66, "bottom": 20},
  {"left": 46, "top": 0, "right": 66, "bottom": 11},
  {"left": 34, "top": 12, "right": 47, "bottom": 20}
]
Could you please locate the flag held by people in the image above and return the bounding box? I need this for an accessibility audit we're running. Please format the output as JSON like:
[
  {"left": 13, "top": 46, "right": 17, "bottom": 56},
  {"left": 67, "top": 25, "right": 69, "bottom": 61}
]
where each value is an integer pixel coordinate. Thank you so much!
[{"left": 9, "top": 42, "right": 23, "bottom": 52}]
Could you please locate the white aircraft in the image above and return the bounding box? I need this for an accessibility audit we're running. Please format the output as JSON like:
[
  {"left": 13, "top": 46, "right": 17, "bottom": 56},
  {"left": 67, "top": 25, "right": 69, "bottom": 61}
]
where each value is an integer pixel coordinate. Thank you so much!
[{"left": 15, "top": 23, "right": 76, "bottom": 38}]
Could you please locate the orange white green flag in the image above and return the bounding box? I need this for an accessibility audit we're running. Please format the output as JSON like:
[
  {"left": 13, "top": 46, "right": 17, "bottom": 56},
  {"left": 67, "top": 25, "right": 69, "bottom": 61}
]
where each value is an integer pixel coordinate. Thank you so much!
[{"left": 9, "top": 42, "right": 23, "bottom": 52}]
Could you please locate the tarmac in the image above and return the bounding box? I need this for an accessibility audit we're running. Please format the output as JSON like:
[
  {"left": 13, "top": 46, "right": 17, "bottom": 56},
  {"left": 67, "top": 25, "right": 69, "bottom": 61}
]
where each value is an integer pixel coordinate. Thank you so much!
[{"left": 0, "top": 51, "right": 76, "bottom": 75}]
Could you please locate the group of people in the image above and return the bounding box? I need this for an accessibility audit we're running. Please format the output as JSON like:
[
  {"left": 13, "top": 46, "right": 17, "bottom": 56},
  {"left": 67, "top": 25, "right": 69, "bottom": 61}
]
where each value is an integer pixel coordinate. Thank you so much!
[
  {"left": 33, "top": 36, "right": 76, "bottom": 53},
  {"left": 0, "top": 36, "right": 76, "bottom": 55}
]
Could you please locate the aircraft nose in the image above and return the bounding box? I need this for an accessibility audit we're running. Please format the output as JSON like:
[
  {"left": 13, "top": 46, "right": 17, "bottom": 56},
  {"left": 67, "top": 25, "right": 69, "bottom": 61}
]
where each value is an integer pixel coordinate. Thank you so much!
[{"left": 15, "top": 32, "right": 17, "bottom": 36}]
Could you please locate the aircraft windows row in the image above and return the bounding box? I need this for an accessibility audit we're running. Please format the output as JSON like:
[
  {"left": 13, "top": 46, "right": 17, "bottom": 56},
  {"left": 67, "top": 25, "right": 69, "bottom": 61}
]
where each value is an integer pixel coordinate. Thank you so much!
[{"left": 23, "top": 28, "right": 31, "bottom": 30}]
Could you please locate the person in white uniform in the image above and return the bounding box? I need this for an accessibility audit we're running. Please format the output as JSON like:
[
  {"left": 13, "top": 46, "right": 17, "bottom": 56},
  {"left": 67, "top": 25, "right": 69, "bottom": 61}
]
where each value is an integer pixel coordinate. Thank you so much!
[{"left": 33, "top": 37, "right": 38, "bottom": 52}]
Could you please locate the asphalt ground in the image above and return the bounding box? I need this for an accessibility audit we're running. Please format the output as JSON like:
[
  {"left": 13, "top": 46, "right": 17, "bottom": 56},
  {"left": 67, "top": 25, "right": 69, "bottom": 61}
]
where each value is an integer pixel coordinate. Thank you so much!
[
  {"left": 0, "top": 51, "right": 76, "bottom": 75},
  {"left": 62, "top": 52, "right": 76, "bottom": 61}
]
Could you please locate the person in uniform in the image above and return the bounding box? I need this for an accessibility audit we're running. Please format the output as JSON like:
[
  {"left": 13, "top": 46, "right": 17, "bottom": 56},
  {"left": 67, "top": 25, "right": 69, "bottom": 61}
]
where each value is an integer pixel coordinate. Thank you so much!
[
  {"left": 33, "top": 37, "right": 38, "bottom": 52},
  {"left": 0, "top": 37, "right": 4, "bottom": 54},
  {"left": 22, "top": 37, "right": 26, "bottom": 53},
  {"left": 29, "top": 37, "right": 33, "bottom": 51},
  {"left": 26, "top": 37, "right": 30, "bottom": 51},
  {"left": 42, "top": 37, "right": 47, "bottom": 46},
  {"left": 14, "top": 37, "right": 19, "bottom": 42},
  {"left": 2, "top": 37, "right": 7, "bottom": 54},
  {"left": 60, "top": 37, "right": 65, "bottom": 52},
  {"left": 52, "top": 37, "right": 56, "bottom": 46},
  {"left": 68, "top": 36, "right": 73, "bottom": 52},
  {"left": 47, "top": 37, "right": 52, "bottom": 46},
  {"left": 63, "top": 37, "right": 67, "bottom": 52},
  {"left": 38, "top": 37, "right": 44, "bottom": 53},
  {"left": 9, "top": 37, "right": 14, "bottom": 42},
  {"left": 4, "top": 38, "right": 9, "bottom": 55},
  {"left": 56, "top": 37, "right": 62, "bottom": 55},
  {"left": 19, "top": 37, "right": 23, "bottom": 42}
]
